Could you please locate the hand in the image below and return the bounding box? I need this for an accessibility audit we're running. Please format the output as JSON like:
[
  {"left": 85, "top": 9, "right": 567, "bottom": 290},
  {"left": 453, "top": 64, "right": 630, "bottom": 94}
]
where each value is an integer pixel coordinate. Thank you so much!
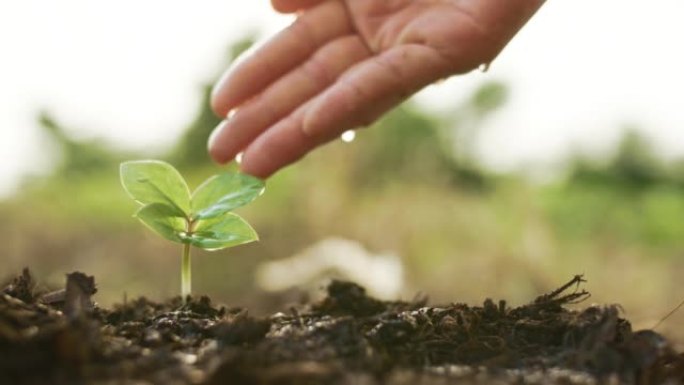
[{"left": 209, "top": 0, "right": 543, "bottom": 178}]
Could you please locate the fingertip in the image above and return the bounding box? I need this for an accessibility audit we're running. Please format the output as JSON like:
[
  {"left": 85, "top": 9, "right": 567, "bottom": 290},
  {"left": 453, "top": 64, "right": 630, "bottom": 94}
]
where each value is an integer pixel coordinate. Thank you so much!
[
  {"left": 270, "top": 0, "right": 290, "bottom": 13},
  {"left": 210, "top": 95, "right": 227, "bottom": 118},
  {"left": 239, "top": 127, "right": 306, "bottom": 179},
  {"left": 211, "top": 70, "right": 237, "bottom": 118},
  {"left": 212, "top": 59, "right": 253, "bottom": 118},
  {"left": 239, "top": 148, "right": 276, "bottom": 179},
  {"left": 271, "top": 0, "right": 323, "bottom": 13},
  {"left": 207, "top": 120, "right": 233, "bottom": 164}
]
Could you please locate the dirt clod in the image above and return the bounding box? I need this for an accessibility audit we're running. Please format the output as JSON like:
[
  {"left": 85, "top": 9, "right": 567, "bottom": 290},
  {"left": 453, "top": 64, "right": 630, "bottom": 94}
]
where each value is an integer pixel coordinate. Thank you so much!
[{"left": 2, "top": 268, "right": 36, "bottom": 304}]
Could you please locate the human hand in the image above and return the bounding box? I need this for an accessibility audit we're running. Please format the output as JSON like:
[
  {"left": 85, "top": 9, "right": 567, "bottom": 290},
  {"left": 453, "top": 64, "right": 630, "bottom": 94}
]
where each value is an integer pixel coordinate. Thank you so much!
[{"left": 209, "top": 0, "right": 544, "bottom": 178}]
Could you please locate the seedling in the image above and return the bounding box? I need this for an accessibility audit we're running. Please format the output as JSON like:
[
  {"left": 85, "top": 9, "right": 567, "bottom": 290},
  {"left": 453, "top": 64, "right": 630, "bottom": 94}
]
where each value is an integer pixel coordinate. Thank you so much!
[{"left": 120, "top": 160, "right": 264, "bottom": 301}]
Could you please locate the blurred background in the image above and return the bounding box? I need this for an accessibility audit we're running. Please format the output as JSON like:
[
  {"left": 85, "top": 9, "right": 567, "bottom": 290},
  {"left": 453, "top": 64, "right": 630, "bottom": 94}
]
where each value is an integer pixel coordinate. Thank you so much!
[{"left": 2, "top": 1, "right": 684, "bottom": 345}]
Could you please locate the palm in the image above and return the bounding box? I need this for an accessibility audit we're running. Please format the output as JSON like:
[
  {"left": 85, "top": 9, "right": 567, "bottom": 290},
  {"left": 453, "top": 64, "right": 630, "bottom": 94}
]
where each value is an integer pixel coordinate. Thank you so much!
[
  {"left": 209, "top": 0, "right": 542, "bottom": 178},
  {"left": 346, "top": 0, "right": 508, "bottom": 70}
]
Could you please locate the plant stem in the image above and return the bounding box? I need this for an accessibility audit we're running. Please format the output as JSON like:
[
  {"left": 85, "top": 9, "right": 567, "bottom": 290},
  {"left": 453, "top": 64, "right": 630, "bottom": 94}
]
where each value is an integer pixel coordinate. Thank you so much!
[{"left": 181, "top": 242, "right": 191, "bottom": 303}]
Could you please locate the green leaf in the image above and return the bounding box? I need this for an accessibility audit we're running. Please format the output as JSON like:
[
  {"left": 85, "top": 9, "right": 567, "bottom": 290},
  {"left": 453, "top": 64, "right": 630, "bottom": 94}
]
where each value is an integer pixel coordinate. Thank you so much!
[
  {"left": 120, "top": 160, "right": 191, "bottom": 216},
  {"left": 191, "top": 172, "right": 264, "bottom": 220},
  {"left": 184, "top": 213, "right": 258, "bottom": 251},
  {"left": 135, "top": 203, "right": 188, "bottom": 244}
]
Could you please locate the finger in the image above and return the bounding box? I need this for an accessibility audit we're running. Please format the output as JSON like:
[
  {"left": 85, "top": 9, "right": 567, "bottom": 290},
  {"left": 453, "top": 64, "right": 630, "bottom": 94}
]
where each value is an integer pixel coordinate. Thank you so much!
[
  {"left": 239, "top": 103, "right": 330, "bottom": 179},
  {"left": 271, "top": 0, "right": 324, "bottom": 13},
  {"left": 302, "top": 44, "right": 453, "bottom": 137},
  {"left": 208, "top": 35, "right": 371, "bottom": 164},
  {"left": 211, "top": 0, "right": 352, "bottom": 117},
  {"left": 239, "top": 45, "right": 454, "bottom": 178}
]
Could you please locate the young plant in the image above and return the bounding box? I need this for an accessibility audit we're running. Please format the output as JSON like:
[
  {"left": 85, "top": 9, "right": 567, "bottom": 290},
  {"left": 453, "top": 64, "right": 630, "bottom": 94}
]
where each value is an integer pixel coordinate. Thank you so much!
[{"left": 119, "top": 160, "right": 264, "bottom": 301}]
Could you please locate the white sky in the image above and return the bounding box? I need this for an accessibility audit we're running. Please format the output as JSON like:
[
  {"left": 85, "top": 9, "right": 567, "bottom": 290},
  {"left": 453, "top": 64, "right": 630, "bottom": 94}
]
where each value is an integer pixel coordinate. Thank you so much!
[{"left": 1, "top": 1, "right": 684, "bottom": 196}]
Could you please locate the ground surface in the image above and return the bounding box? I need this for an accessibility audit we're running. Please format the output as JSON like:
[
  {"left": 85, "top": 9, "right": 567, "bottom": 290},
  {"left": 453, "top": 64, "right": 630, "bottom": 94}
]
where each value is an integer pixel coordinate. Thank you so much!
[{"left": 0, "top": 270, "right": 682, "bottom": 385}]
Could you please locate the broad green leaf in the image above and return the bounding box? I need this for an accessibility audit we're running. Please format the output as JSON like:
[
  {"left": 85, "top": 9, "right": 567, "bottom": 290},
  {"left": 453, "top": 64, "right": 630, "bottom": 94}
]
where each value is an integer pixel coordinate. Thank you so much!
[
  {"left": 184, "top": 213, "right": 258, "bottom": 250},
  {"left": 135, "top": 203, "right": 188, "bottom": 244},
  {"left": 191, "top": 172, "right": 264, "bottom": 220},
  {"left": 120, "top": 160, "right": 191, "bottom": 216}
]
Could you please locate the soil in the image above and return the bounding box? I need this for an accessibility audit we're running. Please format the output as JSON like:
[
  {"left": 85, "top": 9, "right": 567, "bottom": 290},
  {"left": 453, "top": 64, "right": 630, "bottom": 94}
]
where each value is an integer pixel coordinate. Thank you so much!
[{"left": 1, "top": 270, "right": 682, "bottom": 385}]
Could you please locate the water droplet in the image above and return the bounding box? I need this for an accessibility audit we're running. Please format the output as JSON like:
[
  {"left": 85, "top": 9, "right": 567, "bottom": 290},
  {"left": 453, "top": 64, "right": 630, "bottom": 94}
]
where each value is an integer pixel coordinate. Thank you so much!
[
  {"left": 341, "top": 130, "right": 356, "bottom": 143},
  {"left": 235, "top": 152, "right": 244, "bottom": 164},
  {"left": 479, "top": 63, "right": 491, "bottom": 73}
]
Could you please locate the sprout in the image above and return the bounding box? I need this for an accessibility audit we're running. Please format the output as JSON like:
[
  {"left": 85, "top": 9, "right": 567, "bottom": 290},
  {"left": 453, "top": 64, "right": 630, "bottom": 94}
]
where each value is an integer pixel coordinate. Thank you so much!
[{"left": 120, "top": 160, "right": 264, "bottom": 301}]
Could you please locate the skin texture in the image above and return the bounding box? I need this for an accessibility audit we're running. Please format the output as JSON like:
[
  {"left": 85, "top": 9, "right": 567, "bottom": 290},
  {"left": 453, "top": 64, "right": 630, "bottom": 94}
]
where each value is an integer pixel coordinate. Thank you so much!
[{"left": 209, "top": 0, "right": 545, "bottom": 178}]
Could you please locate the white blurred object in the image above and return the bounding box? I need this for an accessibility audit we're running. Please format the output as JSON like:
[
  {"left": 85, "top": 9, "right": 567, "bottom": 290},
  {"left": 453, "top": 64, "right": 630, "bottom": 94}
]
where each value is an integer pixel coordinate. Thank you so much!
[
  {"left": 340, "top": 130, "right": 356, "bottom": 143},
  {"left": 255, "top": 238, "right": 404, "bottom": 299}
]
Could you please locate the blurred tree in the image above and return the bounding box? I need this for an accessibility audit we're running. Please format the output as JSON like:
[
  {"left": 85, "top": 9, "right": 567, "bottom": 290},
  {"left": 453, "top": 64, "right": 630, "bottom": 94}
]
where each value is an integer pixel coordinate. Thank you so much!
[
  {"left": 567, "top": 127, "right": 669, "bottom": 190},
  {"left": 449, "top": 81, "right": 508, "bottom": 187},
  {"left": 450, "top": 81, "right": 508, "bottom": 166},
  {"left": 38, "top": 112, "right": 127, "bottom": 177},
  {"left": 470, "top": 81, "right": 509, "bottom": 117},
  {"left": 564, "top": 153, "right": 607, "bottom": 185},
  {"left": 668, "top": 159, "right": 684, "bottom": 188},
  {"left": 608, "top": 127, "right": 664, "bottom": 188},
  {"left": 350, "top": 102, "right": 452, "bottom": 187},
  {"left": 168, "top": 85, "right": 221, "bottom": 167},
  {"left": 170, "top": 35, "right": 257, "bottom": 168},
  {"left": 350, "top": 81, "right": 508, "bottom": 190}
]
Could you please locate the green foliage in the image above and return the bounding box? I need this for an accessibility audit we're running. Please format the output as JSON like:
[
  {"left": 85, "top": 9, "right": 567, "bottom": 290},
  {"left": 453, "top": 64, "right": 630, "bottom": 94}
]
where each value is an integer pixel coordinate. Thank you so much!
[
  {"left": 192, "top": 173, "right": 265, "bottom": 220},
  {"left": 188, "top": 213, "right": 258, "bottom": 250},
  {"left": 542, "top": 178, "right": 684, "bottom": 247},
  {"left": 134, "top": 203, "right": 187, "bottom": 244},
  {"left": 120, "top": 160, "right": 191, "bottom": 216},
  {"left": 120, "top": 160, "right": 263, "bottom": 298},
  {"left": 120, "top": 160, "right": 263, "bottom": 249},
  {"left": 609, "top": 128, "right": 664, "bottom": 187},
  {"left": 568, "top": 128, "right": 673, "bottom": 190}
]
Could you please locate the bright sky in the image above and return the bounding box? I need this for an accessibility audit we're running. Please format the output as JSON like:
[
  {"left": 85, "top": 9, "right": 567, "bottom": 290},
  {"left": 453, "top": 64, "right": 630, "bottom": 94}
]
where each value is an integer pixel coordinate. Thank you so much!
[{"left": 1, "top": 1, "right": 684, "bottom": 196}]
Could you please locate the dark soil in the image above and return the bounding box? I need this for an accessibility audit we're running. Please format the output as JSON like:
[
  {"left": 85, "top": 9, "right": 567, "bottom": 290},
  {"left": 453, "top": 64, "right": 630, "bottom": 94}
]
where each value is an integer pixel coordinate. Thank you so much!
[{"left": 1, "top": 270, "right": 682, "bottom": 385}]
